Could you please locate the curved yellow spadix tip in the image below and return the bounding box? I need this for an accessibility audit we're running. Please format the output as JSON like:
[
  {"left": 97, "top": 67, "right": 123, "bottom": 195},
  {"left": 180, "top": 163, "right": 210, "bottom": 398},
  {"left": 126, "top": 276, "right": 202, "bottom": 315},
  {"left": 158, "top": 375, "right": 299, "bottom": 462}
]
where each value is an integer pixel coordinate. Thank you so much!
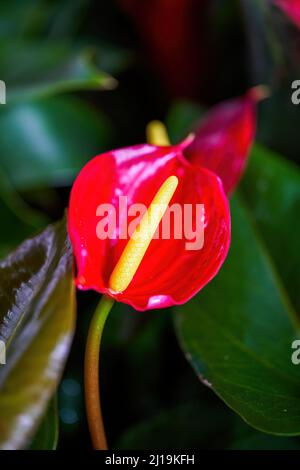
[
  {"left": 146, "top": 120, "right": 170, "bottom": 146},
  {"left": 108, "top": 175, "right": 179, "bottom": 293}
]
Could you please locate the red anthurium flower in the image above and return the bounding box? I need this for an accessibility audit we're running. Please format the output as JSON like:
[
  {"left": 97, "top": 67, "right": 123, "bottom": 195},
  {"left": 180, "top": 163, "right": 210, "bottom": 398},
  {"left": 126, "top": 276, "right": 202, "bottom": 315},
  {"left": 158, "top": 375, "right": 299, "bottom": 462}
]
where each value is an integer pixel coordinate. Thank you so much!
[
  {"left": 184, "top": 87, "right": 264, "bottom": 194},
  {"left": 274, "top": 0, "right": 300, "bottom": 28},
  {"left": 68, "top": 142, "right": 230, "bottom": 311}
]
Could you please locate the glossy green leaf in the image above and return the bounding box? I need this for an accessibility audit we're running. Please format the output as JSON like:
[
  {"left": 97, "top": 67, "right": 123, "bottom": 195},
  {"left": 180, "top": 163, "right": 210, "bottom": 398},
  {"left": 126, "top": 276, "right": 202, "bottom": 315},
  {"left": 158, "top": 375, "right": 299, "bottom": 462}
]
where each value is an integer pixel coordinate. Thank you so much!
[
  {"left": 29, "top": 397, "right": 59, "bottom": 450},
  {"left": 0, "top": 96, "right": 113, "bottom": 189},
  {"left": 241, "top": 143, "right": 300, "bottom": 313},
  {"left": 0, "top": 41, "right": 116, "bottom": 102},
  {"left": 175, "top": 190, "right": 300, "bottom": 435},
  {"left": 0, "top": 218, "right": 76, "bottom": 449}
]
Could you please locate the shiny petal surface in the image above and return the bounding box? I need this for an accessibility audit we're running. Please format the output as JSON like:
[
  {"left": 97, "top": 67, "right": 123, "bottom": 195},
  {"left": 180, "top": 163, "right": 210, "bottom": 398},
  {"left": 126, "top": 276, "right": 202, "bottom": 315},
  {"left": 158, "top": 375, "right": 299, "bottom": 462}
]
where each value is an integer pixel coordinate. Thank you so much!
[
  {"left": 274, "top": 0, "right": 300, "bottom": 28},
  {"left": 68, "top": 144, "right": 230, "bottom": 310},
  {"left": 184, "top": 90, "right": 259, "bottom": 194}
]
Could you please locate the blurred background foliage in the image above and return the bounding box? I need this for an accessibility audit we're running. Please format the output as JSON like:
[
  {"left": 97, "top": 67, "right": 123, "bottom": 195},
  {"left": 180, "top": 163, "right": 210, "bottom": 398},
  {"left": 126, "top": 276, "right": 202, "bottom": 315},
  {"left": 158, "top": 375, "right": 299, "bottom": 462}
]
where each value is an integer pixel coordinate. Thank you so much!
[{"left": 0, "top": 0, "right": 300, "bottom": 450}]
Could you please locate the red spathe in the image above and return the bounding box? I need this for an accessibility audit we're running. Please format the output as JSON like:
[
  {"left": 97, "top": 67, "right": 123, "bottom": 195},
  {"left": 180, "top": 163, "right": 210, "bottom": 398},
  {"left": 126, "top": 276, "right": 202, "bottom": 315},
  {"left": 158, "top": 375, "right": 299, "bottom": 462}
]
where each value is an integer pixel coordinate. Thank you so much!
[
  {"left": 184, "top": 89, "right": 259, "bottom": 194},
  {"left": 68, "top": 143, "right": 231, "bottom": 311}
]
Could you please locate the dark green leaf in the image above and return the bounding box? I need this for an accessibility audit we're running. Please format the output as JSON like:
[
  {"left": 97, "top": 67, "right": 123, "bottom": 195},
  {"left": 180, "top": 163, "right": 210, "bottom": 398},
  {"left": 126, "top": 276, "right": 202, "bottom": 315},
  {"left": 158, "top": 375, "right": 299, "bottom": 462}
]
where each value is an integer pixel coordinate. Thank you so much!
[
  {"left": 0, "top": 41, "right": 116, "bottom": 102},
  {"left": 0, "top": 218, "right": 76, "bottom": 449},
  {"left": 44, "top": 0, "right": 91, "bottom": 39},
  {"left": 29, "top": 397, "right": 59, "bottom": 450},
  {"left": 175, "top": 192, "right": 300, "bottom": 435},
  {"left": 241, "top": 143, "right": 300, "bottom": 312},
  {"left": 117, "top": 402, "right": 233, "bottom": 450},
  {"left": 0, "top": 96, "right": 113, "bottom": 189},
  {"left": 0, "top": 1, "right": 49, "bottom": 38}
]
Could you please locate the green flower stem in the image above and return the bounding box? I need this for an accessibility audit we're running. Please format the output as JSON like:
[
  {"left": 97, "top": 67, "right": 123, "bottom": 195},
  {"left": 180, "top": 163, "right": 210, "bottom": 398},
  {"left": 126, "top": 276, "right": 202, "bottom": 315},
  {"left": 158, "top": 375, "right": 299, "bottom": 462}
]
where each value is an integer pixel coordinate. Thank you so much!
[{"left": 84, "top": 294, "right": 114, "bottom": 449}]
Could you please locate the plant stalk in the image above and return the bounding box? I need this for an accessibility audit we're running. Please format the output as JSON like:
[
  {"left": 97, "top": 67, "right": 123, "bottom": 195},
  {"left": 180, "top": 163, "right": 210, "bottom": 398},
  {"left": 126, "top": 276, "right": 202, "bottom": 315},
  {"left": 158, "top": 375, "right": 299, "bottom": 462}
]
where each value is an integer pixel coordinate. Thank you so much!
[{"left": 84, "top": 294, "right": 114, "bottom": 449}]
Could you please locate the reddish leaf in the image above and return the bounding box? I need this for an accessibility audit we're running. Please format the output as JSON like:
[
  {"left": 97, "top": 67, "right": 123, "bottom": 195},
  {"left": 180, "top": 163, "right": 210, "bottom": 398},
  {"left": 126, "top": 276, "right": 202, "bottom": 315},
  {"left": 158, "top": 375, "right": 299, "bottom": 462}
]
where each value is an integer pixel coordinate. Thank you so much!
[{"left": 184, "top": 88, "right": 265, "bottom": 194}]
